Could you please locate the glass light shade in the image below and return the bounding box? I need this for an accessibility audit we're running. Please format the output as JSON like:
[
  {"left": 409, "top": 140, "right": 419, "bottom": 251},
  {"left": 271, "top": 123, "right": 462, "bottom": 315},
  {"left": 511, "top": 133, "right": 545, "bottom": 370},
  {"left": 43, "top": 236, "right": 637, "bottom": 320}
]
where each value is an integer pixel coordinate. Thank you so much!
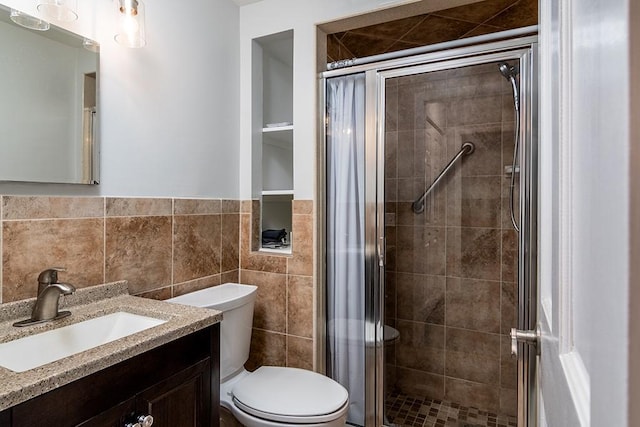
[
  {"left": 83, "top": 38, "right": 100, "bottom": 53},
  {"left": 10, "top": 9, "right": 50, "bottom": 31},
  {"left": 36, "top": 0, "right": 78, "bottom": 22},
  {"left": 115, "top": 0, "right": 146, "bottom": 48}
]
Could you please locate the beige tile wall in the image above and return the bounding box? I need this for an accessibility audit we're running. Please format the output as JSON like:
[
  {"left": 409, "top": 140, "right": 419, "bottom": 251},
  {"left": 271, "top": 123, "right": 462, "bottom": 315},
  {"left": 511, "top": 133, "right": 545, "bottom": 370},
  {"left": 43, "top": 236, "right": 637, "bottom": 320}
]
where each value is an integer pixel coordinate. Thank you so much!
[
  {"left": 239, "top": 199, "right": 315, "bottom": 371},
  {"left": 0, "top": 196, "right": 240, "bottom": 303},
  {"left": 0, "top": 195, "right": 316, "bottom": 373}
]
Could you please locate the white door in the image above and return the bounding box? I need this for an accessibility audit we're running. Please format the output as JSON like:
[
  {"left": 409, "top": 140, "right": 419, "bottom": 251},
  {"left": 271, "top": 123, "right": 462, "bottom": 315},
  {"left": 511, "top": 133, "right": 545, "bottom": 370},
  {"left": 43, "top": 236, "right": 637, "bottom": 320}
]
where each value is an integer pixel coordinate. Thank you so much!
[{"left": 537, "top": 0, "right": 631, "bottom": 426}]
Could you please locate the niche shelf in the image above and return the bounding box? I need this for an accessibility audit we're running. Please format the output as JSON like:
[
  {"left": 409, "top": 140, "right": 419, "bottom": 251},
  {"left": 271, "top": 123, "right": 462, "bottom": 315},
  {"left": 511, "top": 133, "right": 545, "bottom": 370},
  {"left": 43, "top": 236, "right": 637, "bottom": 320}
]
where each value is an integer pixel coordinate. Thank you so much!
[{"left": 252, "top": 30, "right": 294, "bottom": 254}]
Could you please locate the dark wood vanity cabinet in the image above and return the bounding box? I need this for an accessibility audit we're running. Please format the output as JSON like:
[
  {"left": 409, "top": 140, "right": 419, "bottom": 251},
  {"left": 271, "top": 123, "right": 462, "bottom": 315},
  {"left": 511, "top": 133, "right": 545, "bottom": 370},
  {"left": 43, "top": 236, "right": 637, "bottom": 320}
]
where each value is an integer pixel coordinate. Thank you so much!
[{"left": 1, "top": 325, "right": 220, "bottom": 427}]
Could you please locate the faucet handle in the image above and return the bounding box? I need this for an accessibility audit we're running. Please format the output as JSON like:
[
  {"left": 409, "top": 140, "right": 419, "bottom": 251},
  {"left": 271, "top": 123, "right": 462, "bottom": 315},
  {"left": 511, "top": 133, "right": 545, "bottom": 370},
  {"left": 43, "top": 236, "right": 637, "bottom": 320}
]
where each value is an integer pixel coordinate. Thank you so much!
[{"left": 37, "top": 267, "right": 66, "bottom": 285}]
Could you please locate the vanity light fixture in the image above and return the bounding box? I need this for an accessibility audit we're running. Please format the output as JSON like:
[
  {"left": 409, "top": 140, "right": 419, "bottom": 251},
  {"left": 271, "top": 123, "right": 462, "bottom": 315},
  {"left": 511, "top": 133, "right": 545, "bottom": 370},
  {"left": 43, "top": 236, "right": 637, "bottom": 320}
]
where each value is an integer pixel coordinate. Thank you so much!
[
  {"left": 10, "top": 9, "right": 50, "bottom": 31},
  {"left": 115, "top": 0, "right": 146, "bottom": 48},
  {"left": 83, "top": 38, "right": 100, "bottom": 53},
  {"left": 36, "top": 0, "right": 78, "bottom": 22}
]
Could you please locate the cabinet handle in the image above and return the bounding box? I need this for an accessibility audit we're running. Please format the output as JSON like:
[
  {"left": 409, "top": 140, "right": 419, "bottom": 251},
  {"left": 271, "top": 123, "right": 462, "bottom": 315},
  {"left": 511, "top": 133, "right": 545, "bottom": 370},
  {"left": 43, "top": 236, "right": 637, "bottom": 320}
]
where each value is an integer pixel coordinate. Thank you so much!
[
  {"left": 124, "top": 414, "right": 153, "bottom": 427},
  {"left": 137, "top": 415, "right": 154, "bottom": 427}
]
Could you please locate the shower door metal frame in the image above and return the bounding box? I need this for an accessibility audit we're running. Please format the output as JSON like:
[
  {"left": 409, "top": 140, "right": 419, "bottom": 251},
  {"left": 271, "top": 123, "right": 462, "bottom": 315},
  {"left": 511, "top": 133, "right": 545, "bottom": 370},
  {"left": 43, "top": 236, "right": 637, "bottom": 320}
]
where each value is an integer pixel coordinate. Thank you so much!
[{"left": 321, "top": 35, "right": 538, "bottom": 427}]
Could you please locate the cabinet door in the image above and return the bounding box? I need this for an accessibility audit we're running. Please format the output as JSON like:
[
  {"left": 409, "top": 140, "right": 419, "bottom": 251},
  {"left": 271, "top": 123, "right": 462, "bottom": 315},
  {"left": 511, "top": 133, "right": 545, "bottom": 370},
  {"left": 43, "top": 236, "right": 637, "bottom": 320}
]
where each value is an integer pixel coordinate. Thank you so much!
[
  {"left": 75, "top": 398, "right": 136, "bottom": 427},
  {"left": 136, "top": 359, "right": 211, "bottom": 427}
]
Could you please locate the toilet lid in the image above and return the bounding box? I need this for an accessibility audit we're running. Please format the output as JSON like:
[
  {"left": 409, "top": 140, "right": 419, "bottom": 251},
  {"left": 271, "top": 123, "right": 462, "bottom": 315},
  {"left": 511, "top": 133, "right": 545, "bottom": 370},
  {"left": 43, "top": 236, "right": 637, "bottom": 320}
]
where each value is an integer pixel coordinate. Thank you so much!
[{"left": 232, "top": 367, "right": 349, "bottom": 423}]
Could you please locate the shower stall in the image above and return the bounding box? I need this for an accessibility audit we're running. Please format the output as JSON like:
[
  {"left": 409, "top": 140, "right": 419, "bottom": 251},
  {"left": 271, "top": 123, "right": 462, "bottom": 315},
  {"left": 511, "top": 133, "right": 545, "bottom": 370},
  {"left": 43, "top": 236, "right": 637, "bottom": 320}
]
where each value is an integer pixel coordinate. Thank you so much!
[{"left": 322, "top": 34, "right": 538, "bottom": 427}]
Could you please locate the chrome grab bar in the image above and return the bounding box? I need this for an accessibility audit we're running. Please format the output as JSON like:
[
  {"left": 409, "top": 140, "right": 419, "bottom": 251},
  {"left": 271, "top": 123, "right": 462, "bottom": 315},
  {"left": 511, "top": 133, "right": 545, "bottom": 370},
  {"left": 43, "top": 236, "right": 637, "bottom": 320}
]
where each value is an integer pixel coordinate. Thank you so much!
[{"left": 411, "top": 141, "right": 475, "bottom": 214}]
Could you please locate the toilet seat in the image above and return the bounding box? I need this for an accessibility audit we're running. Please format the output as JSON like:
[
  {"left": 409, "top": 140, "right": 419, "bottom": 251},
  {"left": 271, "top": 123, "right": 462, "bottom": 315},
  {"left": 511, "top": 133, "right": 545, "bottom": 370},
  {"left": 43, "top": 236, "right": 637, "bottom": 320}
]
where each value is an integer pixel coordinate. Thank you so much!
[{"left": 232, "top": 367, "right": 349, "bottom": 424}]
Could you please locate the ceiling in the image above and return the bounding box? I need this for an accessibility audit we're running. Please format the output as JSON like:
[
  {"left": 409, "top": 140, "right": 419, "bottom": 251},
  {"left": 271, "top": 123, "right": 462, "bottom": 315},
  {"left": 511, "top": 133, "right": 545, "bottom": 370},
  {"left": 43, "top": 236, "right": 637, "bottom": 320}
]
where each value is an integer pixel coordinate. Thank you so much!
[{"left": 327, "top": 0, "right": 538, "bottom": 62}]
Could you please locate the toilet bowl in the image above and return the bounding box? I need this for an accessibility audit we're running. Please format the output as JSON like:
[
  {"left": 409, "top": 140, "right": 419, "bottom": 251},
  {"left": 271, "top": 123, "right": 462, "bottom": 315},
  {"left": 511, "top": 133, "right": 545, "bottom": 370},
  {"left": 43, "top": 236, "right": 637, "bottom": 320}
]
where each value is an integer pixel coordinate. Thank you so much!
[{"left": 168, "top": 283, "right": 349, "bottom": 427}]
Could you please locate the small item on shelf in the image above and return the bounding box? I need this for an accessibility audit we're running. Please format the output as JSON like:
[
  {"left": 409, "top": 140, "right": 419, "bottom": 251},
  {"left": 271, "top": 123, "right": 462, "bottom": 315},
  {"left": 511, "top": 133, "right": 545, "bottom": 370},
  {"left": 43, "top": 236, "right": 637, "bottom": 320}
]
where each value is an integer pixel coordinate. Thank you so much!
[
  {"left": 262, "top": 228, "right": 288, "bottom": 247},
  {"left": 265, "top": 122, "right": 293, "bottom": 128}
]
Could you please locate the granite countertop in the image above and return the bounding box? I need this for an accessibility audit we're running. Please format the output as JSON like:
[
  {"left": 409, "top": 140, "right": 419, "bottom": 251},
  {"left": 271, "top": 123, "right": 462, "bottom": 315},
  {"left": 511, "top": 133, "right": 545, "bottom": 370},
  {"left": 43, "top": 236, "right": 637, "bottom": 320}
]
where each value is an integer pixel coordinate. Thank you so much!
[{"left": 0, "top": 281, "right": 222, "bottom": 411}]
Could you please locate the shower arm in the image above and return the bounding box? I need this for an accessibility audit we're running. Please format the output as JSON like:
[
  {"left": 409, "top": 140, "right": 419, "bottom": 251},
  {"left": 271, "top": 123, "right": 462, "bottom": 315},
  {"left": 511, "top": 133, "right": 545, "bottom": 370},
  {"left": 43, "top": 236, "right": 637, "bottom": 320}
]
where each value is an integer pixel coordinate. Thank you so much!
[{"left": 411, "top": 141, "right": 475, "bottom": 214}]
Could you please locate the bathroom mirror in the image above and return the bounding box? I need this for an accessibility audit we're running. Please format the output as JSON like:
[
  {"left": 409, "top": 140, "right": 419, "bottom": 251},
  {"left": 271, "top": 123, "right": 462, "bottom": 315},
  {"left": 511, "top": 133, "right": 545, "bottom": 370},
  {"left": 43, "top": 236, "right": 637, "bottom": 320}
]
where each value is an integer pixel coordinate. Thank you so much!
[{"left": 0, "top": 5, "right": 99, "bottom": 184}]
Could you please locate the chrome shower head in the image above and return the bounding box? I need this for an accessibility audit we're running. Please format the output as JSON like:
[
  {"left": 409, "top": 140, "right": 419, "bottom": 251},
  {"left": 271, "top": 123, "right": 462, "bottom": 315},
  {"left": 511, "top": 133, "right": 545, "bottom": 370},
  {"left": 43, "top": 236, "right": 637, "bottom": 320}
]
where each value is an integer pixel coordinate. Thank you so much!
[
  {"left": 499, "top": 62, "right": 520, "bottom": 112},
  {"left": 499, "top": 63, "right": 519, "bottom": 80}
]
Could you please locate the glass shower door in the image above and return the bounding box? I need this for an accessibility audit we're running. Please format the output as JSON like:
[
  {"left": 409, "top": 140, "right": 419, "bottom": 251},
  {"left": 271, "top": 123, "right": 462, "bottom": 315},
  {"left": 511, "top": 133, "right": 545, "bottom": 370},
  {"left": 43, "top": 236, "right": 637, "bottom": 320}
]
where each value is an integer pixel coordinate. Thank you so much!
[{"left": 382, "top": 60, "right": 521, "bottom": 427}]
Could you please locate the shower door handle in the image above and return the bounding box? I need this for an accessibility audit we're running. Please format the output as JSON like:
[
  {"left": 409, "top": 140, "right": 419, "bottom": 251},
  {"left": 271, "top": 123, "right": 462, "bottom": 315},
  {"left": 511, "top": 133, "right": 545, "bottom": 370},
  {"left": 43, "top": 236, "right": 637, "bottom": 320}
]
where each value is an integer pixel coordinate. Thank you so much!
[
  {"left": 377, "top": 236, "right": 385, "bottom": 267},
  {"left": 510, "top": 327, "right": 540, "bottom": 356}
]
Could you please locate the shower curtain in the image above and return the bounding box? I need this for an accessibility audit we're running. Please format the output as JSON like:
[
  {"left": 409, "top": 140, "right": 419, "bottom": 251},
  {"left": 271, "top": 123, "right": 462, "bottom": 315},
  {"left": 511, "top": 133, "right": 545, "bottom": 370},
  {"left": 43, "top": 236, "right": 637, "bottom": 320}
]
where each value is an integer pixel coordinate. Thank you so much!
[{"left": 326, "top": 73, "right": 366, "bottom": 426}]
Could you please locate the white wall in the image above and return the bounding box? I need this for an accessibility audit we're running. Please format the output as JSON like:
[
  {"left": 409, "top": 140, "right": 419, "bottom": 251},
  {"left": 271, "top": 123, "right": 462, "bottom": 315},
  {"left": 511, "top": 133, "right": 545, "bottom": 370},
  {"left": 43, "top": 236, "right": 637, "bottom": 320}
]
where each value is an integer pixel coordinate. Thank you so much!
[
  {"left": 238, "top": 0, "right": 438, "bottom": 199},
  {"left": 0, "top": 0, "right": 240, "bottom": 198}
]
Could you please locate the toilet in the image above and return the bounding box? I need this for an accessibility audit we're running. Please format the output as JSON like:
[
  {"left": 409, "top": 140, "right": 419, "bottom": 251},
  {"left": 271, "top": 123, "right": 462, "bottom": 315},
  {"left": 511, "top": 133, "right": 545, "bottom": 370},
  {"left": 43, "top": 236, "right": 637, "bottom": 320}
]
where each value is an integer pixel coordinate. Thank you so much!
[{"left": 168, "top": 283, "right": 349, "bottom": 427}]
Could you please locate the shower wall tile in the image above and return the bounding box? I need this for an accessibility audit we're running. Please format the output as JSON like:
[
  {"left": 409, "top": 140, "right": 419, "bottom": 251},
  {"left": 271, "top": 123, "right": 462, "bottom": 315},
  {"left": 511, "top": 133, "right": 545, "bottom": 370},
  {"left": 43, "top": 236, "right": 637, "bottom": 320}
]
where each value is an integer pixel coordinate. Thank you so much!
[
  {"left": 446, "top": 227, "right": 501, "bottom": 281},
  {"left": 385, "top": 132, "right": 398, "bottom": 179},
  {"left": 105, "top": 216, "right": 172, "bottom": 294},
  {"left": 447, "top": 72, "right": 506, "bottom": 99},
  {"left": 396, "top": 321, "right": 445, "bottom": 374},
  {"left": 384, "top": 64, "right": 519, "bottom": 416},
  {"left": 445, "top": 278, "right": 501, "bottom": 333},
  {"left": 1, "top": 196, "right": 241, "bottom": 304},
  {"left": 386, "top": 84, "right": 399, "bottom": 132},
  {"left": 397, "top": 226, "right": 446, "bottom": 275},
  {"left": 385, "top": 272, "right": 397, "bottom": 321},
  {"left": 444, "top": 377, "right": 500, "bottom": 413},
  {"left": 501, "top": 230, "right": 518, "bottom": 283},
  {"left": 500, "top": 335, "right": 517, "bottom": 390},
  {"left": 397, "top": 131, "right": 417, "bottom": 178},
  {"left": 501, "top": 174, "right": 521, "bottom": 229},
  {"left": 398, "top": 85, "right": 417, "bottom": 131},
  {"left": 501, "top": 281, "right": 517, "bottom": 334},
  {"left": 446, "top": 327, "right": 501, "bottom": 358},
  {"left": 500, "top": 388, "right": 518, "bottom": 417},
  {"left": 446, "top": 349, "right": 500, "bottom": 385},
  {"left": 396, "top": 367, "right": 445, "bottom": 399},
  {"left": 396, "top": 273, "right": 445, "bottom": 324},
  {"left": 447, "top": 175, "right": 502, "bottom": 228},
  {"left": 448, "top": 126, "right": 503, "bottom": 176},
  {"left": 447, "top": 95, "right": 503, "bottom": 127}
]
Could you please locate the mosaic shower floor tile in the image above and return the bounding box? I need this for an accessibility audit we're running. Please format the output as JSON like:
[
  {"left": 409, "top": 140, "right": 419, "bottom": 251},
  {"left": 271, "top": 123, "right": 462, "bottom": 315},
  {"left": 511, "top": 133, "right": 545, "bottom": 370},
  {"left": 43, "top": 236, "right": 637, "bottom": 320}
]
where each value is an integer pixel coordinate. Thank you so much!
[{"left": 384, "top": 391, "right": 517, "bottom": 427}]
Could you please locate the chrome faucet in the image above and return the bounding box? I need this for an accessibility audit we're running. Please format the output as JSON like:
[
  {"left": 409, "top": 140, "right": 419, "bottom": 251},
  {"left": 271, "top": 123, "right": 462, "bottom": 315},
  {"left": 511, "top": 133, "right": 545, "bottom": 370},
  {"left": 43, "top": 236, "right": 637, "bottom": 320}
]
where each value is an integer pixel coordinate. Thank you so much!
[{"left": 13, "top": 268, "right": 76, "bottom": 327}]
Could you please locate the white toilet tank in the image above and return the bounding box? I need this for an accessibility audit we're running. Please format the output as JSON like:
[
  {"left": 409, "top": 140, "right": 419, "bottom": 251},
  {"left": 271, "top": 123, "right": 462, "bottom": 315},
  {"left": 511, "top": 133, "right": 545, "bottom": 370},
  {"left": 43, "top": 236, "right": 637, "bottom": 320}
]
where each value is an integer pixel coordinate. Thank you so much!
[{"left": 168, "top": 283, "right": 258, "bottom": 381}]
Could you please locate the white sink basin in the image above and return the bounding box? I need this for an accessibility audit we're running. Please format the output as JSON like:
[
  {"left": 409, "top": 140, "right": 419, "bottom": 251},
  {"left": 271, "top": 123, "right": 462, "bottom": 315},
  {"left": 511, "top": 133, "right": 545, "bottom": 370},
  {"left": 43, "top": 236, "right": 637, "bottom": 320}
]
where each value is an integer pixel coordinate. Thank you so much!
[{"left": 0, "top": 312, "right": 166, "bottom": 372}]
